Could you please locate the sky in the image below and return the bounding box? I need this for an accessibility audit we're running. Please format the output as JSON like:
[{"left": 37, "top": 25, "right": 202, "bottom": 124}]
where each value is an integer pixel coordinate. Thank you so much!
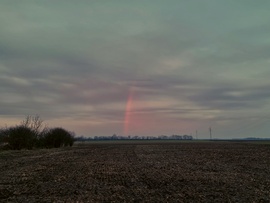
[{"left": 1, "top": 1, "right": 270, "bottom": 139}]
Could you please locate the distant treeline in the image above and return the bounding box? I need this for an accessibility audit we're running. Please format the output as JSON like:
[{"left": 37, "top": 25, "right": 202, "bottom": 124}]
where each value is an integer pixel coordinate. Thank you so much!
[{"left": 76, "top": 134, "right": 193, "bottom": 141}]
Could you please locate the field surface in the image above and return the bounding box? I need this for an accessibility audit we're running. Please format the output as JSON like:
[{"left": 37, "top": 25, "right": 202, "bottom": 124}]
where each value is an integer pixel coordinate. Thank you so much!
[{"left": 0, "top": 141, "right": 270, "bottom": 202}]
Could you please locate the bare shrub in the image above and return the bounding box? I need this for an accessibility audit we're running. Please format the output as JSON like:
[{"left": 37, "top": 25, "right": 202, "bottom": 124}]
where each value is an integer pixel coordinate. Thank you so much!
[
  {"left": 1, "top": 115, "right": 75, "bottom": 150},
  {"left": 4, "top": 125, "right": 36, "bottom": 150},
  {"left": 43, "top": 127, "right": 74, "bottom": 148}
]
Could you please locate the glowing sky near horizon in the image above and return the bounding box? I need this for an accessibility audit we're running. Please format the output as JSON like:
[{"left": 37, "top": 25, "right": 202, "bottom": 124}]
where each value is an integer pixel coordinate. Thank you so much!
[{"left": 1, "top": 1, "right": 270, "bottom": 138}]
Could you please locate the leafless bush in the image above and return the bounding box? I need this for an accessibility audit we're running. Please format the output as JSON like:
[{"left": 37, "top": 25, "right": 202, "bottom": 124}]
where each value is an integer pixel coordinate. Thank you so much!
[{"left": 1, "top": 115, "right": 75, "bottom": 150}]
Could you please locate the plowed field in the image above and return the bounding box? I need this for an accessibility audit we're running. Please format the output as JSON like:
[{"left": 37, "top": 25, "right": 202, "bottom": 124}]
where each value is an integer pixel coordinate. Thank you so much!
[{"left": 0, "top": 141, "right": 270, "bottom": 202}]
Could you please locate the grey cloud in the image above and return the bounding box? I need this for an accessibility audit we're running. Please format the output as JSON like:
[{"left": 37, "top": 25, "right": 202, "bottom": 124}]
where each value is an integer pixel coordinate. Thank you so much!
[
  {"left": 1, "top": 1, "right": 270, "bottom": 138},
  {"left": 189, "top": 85, "right": 270, "bottom": 110}
]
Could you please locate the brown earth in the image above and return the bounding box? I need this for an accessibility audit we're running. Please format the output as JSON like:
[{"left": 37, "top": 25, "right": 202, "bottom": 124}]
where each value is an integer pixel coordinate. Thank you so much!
[{"left": 0, "top": 141, "right": 270, "bottom": 202}]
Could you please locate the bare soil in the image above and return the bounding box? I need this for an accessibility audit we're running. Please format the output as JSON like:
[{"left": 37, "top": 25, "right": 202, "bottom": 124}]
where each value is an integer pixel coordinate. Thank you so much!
[{"left": 0, "top": 141, "right": 270, "bottom": 202}]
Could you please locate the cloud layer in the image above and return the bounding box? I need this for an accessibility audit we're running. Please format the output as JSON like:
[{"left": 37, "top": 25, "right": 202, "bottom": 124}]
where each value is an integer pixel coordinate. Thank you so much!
[{"left": 1, "top": 1, "right": 270, "bottom": 138}]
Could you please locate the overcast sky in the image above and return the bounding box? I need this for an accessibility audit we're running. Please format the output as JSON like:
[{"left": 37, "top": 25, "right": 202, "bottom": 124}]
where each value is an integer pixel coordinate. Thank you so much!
[{"left": 1, "top": 1, "right": 270, "bottom": 138}]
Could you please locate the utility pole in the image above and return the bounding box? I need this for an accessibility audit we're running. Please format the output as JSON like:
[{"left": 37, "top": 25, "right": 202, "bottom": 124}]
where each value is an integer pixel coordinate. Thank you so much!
[
  {"left": 196, "top": 130, "right": 198, "bottom": 140},
  {"left": 209, "top": 127, "right": 212, "bottom": 140}
]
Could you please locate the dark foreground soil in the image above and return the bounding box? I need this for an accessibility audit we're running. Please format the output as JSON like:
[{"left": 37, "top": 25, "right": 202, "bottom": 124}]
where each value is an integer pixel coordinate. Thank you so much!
[{"left": 0, "top": 141, "right": 270, "bottom": 202}]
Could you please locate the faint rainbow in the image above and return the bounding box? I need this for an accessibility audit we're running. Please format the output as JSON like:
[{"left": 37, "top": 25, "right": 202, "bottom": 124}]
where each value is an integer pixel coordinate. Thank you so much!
[{"left": 123, "top": 86, "right": 134, "bottom": 136}]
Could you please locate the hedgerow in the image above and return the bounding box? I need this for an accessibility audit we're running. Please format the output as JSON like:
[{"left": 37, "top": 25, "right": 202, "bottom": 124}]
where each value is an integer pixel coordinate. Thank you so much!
[{"left": 0, "top": 115, "right": 75, "bottom": 150}]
